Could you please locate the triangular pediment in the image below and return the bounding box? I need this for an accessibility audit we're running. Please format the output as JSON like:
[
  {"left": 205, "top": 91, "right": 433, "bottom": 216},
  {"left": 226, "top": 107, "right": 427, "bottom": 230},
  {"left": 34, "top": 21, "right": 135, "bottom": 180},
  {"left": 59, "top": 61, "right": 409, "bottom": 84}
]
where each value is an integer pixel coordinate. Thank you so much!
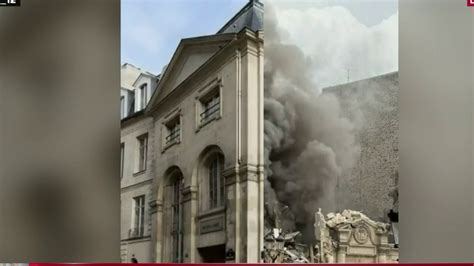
[
  {"left": 132, "top": 72, "right": 154, "bottom": 88},
  {"left": 146, "top": 33, "right": 235, "bottom": 111}
]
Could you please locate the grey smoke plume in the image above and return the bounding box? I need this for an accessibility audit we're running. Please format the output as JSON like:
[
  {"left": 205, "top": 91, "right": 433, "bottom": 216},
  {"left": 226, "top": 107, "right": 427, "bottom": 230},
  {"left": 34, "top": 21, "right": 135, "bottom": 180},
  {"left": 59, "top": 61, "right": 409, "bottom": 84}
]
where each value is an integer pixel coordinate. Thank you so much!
[{"left": 264, "top": 4, "right": 360, "bottom": 242}]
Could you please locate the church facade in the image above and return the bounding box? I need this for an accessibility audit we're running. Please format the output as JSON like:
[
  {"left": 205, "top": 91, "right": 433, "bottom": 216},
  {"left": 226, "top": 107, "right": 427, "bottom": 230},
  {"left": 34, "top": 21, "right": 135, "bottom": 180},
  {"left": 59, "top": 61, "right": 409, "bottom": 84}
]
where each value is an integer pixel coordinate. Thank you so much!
[{"left": 120, "top": 1, "right": 264, "bottom": 263}]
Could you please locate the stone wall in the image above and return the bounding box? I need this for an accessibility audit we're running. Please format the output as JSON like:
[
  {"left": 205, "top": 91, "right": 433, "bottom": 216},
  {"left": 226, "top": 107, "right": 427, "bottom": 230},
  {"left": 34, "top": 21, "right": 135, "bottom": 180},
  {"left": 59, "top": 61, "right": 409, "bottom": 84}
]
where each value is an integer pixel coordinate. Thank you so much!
[{"left": 323, "top": 72, "right": 399, "bottom": 221}]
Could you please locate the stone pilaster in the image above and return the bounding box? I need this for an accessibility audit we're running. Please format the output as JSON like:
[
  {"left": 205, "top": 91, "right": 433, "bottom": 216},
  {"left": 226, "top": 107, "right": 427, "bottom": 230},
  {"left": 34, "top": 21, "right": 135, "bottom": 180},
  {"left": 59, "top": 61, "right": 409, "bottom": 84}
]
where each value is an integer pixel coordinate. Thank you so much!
[
  {"left": 337, "top": 245, "right": 347, "bottom": 263},
  {"left": 154, "top": 200, "right": 163, "bottom": 262},
  {"left": 181, "top": 186, "right": 198, "bottom": 262},
  {"left": 223, "top": 167, "right": 240, "bottom": 263},
  {"left": 223, "top": 164, "right": 263, "bottom": 263}
]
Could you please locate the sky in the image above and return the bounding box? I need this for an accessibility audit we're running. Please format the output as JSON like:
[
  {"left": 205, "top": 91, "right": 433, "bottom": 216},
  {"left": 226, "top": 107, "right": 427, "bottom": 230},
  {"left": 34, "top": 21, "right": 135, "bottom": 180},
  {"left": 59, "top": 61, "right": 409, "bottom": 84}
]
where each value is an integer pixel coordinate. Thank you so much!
[
  {"left": 269, "top": 0, "right": 398, "bottom": 89},
  {"left": 121, "top": 0, "right": 248, "bottom": 75},
  {"left": 122, "top": 0, "right": 398, "bottom": 87}
]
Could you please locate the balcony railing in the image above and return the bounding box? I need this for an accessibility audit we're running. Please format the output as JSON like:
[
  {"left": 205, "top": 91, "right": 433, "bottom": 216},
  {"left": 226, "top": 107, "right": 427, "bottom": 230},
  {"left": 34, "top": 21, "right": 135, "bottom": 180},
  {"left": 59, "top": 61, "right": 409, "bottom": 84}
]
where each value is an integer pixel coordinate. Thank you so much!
[
  {"left": 128, "top": 227, "right": 144, "bottom": 238},
  {"left": 200, "top": 101, "right": 220, "bottom": 124},
  {"left": 165, "top": 127, "right": 180, "bottom": 146}
]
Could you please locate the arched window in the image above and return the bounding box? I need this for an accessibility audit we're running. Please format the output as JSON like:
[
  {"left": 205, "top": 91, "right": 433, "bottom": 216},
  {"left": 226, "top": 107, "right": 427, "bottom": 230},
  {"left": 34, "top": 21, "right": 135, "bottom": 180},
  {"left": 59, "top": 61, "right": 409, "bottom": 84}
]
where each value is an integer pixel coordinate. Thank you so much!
[
  {"left": 208, "top": 154, "right": 224, "bottom": 209},
  {"left": 164, "top": 168, "right": 184, "bottom": 263},
  {"left": 171, "top": 174, "right": 183, "bottom": 262}
]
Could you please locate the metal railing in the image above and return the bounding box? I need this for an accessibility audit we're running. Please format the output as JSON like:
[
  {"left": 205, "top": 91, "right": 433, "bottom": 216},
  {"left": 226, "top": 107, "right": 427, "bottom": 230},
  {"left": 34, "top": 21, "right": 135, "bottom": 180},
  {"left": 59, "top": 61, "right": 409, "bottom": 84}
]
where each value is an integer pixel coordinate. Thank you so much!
[
  {"left": 128, "top": 227, "right": 144, "bottom": 238},
  {"left": 200, "top": 101, "right": 220, "bottom": 124},
  {"left": 165, "top": 126, "right": 180, "bottom": 146}
]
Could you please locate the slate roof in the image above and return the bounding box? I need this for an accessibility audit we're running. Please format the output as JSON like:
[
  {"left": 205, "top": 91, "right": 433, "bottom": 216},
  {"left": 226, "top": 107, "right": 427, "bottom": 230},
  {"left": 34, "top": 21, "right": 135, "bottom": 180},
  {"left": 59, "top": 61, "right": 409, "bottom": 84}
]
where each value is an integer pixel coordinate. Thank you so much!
[{"left": 217, "top": 0, "right": 263, "bottom": 34}]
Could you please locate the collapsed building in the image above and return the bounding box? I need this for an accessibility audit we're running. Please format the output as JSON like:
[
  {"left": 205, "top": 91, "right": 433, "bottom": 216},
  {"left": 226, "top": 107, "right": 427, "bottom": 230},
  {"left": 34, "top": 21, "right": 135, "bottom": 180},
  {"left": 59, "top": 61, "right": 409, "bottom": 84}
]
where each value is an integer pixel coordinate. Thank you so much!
[
  {"left": 263, "top": 209, "right": 399, "bottom": 263},
  {"left": 264, "top": 0, "right": 399, "bottom": 248},
  {"left": 315, "top": 209, "right": 398, "bottom": 263},
  {"left": 263, "top": 72, "right": 400, "bottom": 263}
]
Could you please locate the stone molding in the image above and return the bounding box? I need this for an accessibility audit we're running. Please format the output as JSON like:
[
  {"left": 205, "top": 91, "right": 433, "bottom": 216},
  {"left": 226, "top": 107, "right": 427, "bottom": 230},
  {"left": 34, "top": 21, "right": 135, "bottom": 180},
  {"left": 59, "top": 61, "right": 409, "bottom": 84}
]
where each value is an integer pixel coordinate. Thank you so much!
[
  {"left": 222, "top": 164, "right": 264, "bottom": 185},
  {"left": 181, "top": 185, "right": 198, "bottom": 202}
]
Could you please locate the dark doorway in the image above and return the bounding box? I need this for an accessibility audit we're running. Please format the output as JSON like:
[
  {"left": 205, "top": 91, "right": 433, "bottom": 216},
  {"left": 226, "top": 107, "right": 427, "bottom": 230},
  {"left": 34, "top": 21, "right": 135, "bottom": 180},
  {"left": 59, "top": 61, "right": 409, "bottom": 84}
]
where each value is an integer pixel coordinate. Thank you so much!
[{"left": 198, "top": 244, "right": 226, "bottom": 263}]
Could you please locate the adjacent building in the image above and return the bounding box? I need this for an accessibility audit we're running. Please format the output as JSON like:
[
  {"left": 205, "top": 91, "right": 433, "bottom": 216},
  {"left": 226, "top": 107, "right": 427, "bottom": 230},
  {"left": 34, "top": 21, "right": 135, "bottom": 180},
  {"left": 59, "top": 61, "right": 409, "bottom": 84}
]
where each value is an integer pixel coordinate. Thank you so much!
[
  {"left": 120, "top": 63, "right": 159, "bottom": 262},
  {"left": 324, "top": 72, "right": 399, "bottom": 222},
  {"left": 120, "top": 0, "right": 264, "bottom": 263}
]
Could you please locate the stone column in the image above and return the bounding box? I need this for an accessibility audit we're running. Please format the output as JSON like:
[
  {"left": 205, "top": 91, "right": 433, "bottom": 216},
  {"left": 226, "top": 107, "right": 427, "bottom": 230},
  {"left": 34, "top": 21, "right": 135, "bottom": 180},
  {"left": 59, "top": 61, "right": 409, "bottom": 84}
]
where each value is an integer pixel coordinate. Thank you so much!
[
  {"left": 238, "top": 165, "right": 262, "bottom": 263},
  {"left": 223, "top": 167, "right": 240, "bottom": 263},
  {"left": 377, "top": 246, "right": 389, "bottom": 263},
  {"left": 223, "top": 165, "right": 263, "bottom": 263},
  {"left": 337, "top": 245, "right": 347, "bottom": 263},
  {"left": 181, "top": 185, "right": 198, "bottom": 262},
  {"left": 153, "top": 200, "right": 163, "bottom": 262},
  {"left": 149, "top": 199, "right": 158, "bottom": 262}
]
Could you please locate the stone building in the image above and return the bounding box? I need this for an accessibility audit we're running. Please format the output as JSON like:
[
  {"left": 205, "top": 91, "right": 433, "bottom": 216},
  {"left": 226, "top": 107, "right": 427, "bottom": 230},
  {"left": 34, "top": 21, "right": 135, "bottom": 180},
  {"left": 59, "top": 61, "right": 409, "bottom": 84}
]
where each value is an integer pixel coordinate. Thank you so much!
[
  {"left": 120, "top": 63, "right": 159, "bottom": 262},
  {"left": 120, "top": 0, "right": 264, "bottom": 263}
]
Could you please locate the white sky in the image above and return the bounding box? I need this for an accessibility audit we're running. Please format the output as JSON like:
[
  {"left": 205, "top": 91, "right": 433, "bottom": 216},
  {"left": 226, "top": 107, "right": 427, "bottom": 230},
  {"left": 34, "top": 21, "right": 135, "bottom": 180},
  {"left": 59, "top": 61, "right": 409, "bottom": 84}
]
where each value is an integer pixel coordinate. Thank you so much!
[{"left": 268, "top": 0, "right": 399, "bottom": 88}]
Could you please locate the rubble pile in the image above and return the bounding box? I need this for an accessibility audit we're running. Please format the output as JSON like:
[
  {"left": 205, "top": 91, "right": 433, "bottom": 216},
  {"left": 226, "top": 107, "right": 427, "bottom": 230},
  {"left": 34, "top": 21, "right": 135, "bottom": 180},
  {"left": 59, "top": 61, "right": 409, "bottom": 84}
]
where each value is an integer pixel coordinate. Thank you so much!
[
  {"left": 263, "top": 208, "right": 399, "bottom": 263},
  {"left": 262, "top": 229, "right": 310, "bottom": 263}
]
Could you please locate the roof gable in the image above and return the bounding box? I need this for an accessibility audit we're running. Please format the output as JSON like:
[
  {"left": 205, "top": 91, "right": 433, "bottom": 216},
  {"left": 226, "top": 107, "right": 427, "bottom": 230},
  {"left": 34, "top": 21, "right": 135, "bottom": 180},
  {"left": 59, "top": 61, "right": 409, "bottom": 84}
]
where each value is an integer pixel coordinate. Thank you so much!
[
  {"left": 146, "top": 33, "right": 235, "bottom": 111},
  {"left": 132, "top": 72, "right": 156, "bottom": 88}
]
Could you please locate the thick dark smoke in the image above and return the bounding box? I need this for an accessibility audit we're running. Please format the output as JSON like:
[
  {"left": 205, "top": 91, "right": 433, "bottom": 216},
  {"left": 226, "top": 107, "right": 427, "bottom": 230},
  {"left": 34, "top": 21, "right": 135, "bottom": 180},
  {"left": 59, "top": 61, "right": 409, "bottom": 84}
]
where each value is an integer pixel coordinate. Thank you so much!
[{"left": 264, "top": 4, "right": 360, "bottom": 242}]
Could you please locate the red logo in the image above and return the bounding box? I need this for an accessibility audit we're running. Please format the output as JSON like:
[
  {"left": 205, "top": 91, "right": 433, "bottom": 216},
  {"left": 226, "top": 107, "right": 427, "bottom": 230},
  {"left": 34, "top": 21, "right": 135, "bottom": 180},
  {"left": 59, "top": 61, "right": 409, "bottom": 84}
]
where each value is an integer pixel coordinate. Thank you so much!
[{"left": 468, "top": 0, "right": 474, "bottom": 6}]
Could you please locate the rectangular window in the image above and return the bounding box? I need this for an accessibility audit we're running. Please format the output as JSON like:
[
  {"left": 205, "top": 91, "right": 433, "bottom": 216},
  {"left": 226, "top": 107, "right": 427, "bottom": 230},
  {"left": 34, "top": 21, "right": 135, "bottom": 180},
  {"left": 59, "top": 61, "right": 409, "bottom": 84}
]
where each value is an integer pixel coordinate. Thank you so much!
[
  {"left": 165, "top": 117, "right": 181, "bottom": 147},
  {"left": 140, "top": 84, "right": 147, "bottom": 109},
  {"left": 131, "top": 195, "right": 145, "bottom": 238},
  {"left": 120, "top": 143, "right": 124, "bottom": 178},
  {"left": 137, "top": 134, "right": 148, "bottom": 172},
  {"left": 200, "top": 91, "right": 220, "bottom": 125},
  {"left": 120, "top": 96, "right": 125, "bottom": 119}
]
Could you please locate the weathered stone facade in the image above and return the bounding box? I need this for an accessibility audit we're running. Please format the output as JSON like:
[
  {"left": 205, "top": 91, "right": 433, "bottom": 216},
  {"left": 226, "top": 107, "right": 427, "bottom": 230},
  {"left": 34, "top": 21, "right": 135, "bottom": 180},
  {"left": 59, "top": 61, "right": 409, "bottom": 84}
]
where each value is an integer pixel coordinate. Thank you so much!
[
  {"left": 315, "top": 209, "right": 398, "bottom": 263},
  {"left": 120, "top": 1, "right": 264, "bottom": 263},
  {"left": 324, "top": 72, "right": 399, "bottom": 221}
]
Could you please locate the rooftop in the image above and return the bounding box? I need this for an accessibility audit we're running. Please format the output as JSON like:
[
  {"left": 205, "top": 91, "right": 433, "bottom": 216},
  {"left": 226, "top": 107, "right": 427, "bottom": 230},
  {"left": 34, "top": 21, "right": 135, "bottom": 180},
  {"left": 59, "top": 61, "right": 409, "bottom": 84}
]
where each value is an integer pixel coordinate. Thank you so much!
[{"left": 217, "top": 0, "right": 263, "bottom": 34}]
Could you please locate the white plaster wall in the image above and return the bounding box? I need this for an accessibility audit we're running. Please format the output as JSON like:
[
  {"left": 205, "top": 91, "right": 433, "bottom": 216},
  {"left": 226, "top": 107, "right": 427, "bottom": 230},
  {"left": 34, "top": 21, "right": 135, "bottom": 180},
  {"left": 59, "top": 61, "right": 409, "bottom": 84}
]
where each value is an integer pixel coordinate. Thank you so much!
[
  {"left": 121, "top": 239, "right": 152, "bottom": 263},
  {"left": 120, "top": 116, "right": 156, "bottom": 262},
  {"left": 121, "top": 64, "right": 142, "bottom": 90},
  {"left": 134, "top": 75, "right": 157, "bottom": 112}
]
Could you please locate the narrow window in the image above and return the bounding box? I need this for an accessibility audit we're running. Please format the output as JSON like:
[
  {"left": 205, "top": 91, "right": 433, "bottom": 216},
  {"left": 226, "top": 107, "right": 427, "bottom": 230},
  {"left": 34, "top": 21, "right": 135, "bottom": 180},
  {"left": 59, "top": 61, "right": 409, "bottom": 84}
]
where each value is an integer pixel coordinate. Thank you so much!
[
  {"left": 132, "top": 195, "right": 145, "bottom": 237},
  {"left": 137, "top": 134, "right": 148, "bottom": 172},
  {"left": 165, "top": 117, "right": 181, "bottom": 147},
  {"left": 120, "top": 143, "right": 125, "bottom": 178},
  {"left": 209, "top": 155, "right": 224, "bottom": 209},
  {"left": 171, "top": 175, "right": 184, "bottom": 262},
  {"left": 140, "top": 84, "right": 147, "bottom": 109},
  {"left": 200, "top": 90, "right": 220, "bottom": 125},
  {"left": 120, "top": 96, "right": 125, "bottom": 118}
]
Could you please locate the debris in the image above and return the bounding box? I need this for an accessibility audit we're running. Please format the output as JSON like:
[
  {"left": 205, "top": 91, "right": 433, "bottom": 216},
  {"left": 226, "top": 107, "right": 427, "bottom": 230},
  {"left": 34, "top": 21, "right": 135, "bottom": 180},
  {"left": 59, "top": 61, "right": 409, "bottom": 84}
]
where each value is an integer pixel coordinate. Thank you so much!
[
  {"left": 263, "top": 228, "right": 310, "bottom": 263},
  {"left": 315, "top": 209, "right": 399, "bottom": 263},
  {"left": 264, "top": 208, "right": 399, "bottom": 263}
]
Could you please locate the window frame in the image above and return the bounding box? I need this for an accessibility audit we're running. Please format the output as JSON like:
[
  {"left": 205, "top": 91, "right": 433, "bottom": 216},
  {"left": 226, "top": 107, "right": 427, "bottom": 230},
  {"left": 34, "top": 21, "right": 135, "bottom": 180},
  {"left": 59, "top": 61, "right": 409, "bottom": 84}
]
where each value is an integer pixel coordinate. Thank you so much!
[
  {"left": 131, "top": 195, "right": 145, "bottom": 238},
  {"left": 139, "top": 83, "right": 148, "bottom": 110},
  {"left": 170, "top": 174, "right": 184, "bottom": 263},
  {"left": 161, "top": 108, "right": 182, "bottom": 152},
  {"left": 208, "top": 155, "right": 225, "bottom": 209},
  {"left": 120, "top": 143, "right": 125, "bottom": 178},
  {"left": 120, "top": 95, "right": 125, "bottom": 119},
  {"left": 165, "top": 117, "right": 181, "bottom": 147},
  {"left": 195, "top": 78, "right": 223, "bottom": 131},
  {"left": 136, "top": 133, "right": 148, "bottom": 173}
]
